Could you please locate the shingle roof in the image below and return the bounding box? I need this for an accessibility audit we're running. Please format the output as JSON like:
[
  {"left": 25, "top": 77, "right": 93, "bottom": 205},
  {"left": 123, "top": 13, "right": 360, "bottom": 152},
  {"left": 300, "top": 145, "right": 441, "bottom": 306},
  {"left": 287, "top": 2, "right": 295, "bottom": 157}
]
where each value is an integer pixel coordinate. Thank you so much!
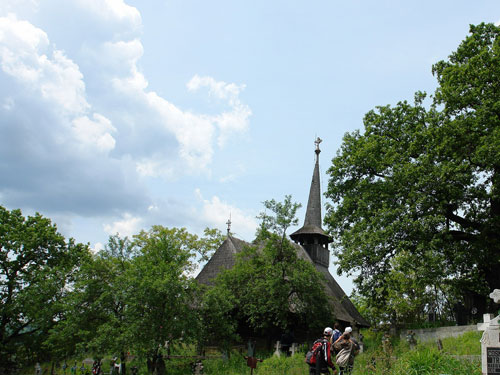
[
  {"left": 195, "top": 235, "right": 247, "bottom": 285},
  {"left": 196, "top": 235, "right": 370, "bottom": 327}
]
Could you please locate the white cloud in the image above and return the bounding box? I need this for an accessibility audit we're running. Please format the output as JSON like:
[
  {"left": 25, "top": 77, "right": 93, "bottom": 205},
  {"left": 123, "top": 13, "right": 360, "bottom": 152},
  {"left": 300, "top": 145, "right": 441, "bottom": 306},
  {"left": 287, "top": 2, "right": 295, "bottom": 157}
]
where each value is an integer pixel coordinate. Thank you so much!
[
  {"left": 187, "top": 74, "right": 252, "bottom": 147},
  {"left": 72, "top": 113, "right": 116, "bottom": 153},
  {"left": 103, "top": 213, "right": 143, "bottom": 238},
  {"left": 0, "top": 1, "right": 251, "bottom": 247},
  {"left": 75, "top": 0, "right": 141, "bottom": 32},
  {"left": 91, "top": 242, "right": 104, "bottom": 254},
  {"left": 195, "top": 189, "right": 257, "bottom": 240},
  {"left": 187, "top": 74, "right": 245, "bottom": 103},
  {"left": 0, "top": 15, "right": 89, "bottom": 115}
]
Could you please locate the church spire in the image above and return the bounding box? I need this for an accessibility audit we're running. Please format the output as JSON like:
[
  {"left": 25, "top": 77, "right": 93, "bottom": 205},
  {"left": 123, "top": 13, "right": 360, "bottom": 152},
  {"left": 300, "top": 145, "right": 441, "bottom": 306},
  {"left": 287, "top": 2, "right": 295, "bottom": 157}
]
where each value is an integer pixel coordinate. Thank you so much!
[
  {"left": 290, "top": 137, "right": 332, "bottom": 267},
  {"left": 304, "top": 137, "right": 323, "bottom": 228}
]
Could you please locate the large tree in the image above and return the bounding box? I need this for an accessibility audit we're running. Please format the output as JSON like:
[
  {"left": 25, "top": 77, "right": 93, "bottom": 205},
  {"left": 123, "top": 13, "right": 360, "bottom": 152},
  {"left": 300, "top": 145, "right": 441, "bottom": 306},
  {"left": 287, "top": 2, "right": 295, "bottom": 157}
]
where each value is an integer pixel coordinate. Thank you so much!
[
  {"left": 126, "top": 226, "right": 222, "bottom": 375},
  {"left": 0, "top": 206, "right": 89, "bottom": 371},
  {"left": 325, "top": 23, "right": 500, "bottom": 325},
  {"left": 45, "top": 235, "right": 136, "bottom": 372}
]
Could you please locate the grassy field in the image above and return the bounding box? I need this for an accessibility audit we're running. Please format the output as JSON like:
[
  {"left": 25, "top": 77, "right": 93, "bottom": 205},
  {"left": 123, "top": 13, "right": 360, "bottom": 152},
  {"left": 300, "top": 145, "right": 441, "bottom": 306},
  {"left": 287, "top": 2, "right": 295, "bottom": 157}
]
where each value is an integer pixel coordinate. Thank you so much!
[{"left": 21, "top": 330, "right": 482, "bottom": 375}]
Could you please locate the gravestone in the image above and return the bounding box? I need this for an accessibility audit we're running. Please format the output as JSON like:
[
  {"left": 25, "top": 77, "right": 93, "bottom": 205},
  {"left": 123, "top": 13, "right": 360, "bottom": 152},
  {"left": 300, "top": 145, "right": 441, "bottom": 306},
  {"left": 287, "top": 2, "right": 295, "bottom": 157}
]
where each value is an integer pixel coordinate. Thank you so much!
[
  {"left": 406, "top": 330, "right": 417, "bottom": 350},
  {"left": 289, "top": 343, "right": 298, "bottom": 356},
  {"left": 478, "top": 289, "right": 500, "bottom": 375},
  {"left": 273, "top": 341, "right": 281, "bottom": 357}
]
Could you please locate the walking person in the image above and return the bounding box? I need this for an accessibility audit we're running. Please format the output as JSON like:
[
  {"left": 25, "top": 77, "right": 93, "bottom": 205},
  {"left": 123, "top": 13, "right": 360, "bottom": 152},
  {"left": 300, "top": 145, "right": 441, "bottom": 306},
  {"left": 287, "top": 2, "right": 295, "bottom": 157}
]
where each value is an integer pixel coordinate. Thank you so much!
[
  {"left": 306, "top": 327, "right": 337, "bottom": 375},
  {"left": 332, "top": 323, "right": 342, "bottom": 344},
  {"left": 334, "top": 330, "right": 359, "bottom": 375}
]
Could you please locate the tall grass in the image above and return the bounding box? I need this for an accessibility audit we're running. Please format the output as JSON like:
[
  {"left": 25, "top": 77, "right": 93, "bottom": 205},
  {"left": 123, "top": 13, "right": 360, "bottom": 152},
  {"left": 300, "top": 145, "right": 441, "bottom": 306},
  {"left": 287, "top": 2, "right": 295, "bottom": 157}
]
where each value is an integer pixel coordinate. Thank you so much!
[
  {"left": 22, "top": 331, "right": 482, "bottom": 375},
  {"left": 352, "top": 330, "right": 481, "bottom": 375}
]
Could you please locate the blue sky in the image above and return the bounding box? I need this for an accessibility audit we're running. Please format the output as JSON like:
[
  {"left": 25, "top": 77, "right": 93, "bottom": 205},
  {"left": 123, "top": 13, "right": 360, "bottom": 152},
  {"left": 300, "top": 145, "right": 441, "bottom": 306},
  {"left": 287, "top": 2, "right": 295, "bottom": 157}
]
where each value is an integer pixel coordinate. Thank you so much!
[{"left": 1, "top": 0, "right": 499, "bottom": 295}]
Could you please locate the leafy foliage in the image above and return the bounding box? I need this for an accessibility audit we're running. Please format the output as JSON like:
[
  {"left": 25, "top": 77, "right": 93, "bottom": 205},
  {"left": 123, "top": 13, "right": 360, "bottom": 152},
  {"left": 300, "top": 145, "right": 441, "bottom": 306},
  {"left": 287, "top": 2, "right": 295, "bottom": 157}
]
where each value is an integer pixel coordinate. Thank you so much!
[
  {"left": 0, "top": 206, "right": 89, "bottom": 370},
  {"left": 210, "top": 196, "right": 332, "bottom": 340},
  {"left": 325, "top": 23, "right": 500, "bottom": 325}
]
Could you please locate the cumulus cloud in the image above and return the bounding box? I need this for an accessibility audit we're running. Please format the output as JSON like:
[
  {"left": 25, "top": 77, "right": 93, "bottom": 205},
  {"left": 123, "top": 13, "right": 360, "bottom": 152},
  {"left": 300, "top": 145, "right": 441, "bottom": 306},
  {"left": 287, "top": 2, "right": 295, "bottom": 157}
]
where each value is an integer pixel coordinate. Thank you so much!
[
  {"left": 194, "top": 189, "right": 257, "bottom": 240},
  {"left": 104, "top": 213, "right": 143, "bottom": 238},
  {"left": 0, "top": 15, "right": 89, "bottom": 115},
  {"left": 0, "top": 1, "right": 252, "bottom": 247},
  {"left": 0, "top": 12, "right": 145, "bottom": 216},
  {"left": 75, "top": 0, "right": 141, "bottom": 29},
  {"left": 187, "top": 74, "right": 251, "bottom": 147}
]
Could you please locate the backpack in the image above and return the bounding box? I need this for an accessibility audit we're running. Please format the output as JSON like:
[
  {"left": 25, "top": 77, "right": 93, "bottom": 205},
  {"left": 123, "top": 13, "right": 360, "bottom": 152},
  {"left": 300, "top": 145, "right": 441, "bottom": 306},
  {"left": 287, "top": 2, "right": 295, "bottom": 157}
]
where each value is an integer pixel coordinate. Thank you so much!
[
  {"left": 332, "top": 329, "right": 341, "bottom": 343},
  {"left": 305, "top": 339, "right": 327, "bottom": 366},
  {"left": 335, "top": 345, "right": 352, "bottom": 367}
]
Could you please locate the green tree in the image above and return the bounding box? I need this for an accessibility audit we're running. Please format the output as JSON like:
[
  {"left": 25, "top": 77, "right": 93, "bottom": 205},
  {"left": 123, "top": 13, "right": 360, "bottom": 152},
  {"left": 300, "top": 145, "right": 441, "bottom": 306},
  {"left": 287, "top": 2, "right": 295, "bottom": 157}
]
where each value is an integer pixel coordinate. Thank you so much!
[
  {"left": 212, "top": 196, "right": 332, "bottom": 342},
  {"left": 0, "top": 206, "right": 89, "bottom": 371},
  {"left": 46, "top": 235, "right": 136, "bottom": 370},
  {"left": 325, "top": 23, "right": 500, "bottom": 325},
  {"left": 126, "top": 226, "right": 219, "bottom": 375}
]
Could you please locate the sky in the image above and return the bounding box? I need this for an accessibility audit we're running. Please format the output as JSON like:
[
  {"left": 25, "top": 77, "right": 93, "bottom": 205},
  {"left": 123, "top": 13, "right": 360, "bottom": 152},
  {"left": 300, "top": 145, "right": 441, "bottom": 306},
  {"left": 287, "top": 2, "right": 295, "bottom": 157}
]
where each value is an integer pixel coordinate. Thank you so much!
[{"left": 1, "top": 0, "right": 499, "bottom": 295}]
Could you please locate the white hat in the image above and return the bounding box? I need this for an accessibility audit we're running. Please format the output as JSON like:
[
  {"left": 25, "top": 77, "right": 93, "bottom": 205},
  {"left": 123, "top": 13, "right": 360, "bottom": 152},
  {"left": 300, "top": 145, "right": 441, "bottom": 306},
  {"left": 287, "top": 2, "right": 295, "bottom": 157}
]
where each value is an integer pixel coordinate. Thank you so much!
[
  {"left": 323, "top": 327, "right": 333, "bottom": 336},
  {"left": 344, "top": 327, "right": 353, "bottom": 333}
]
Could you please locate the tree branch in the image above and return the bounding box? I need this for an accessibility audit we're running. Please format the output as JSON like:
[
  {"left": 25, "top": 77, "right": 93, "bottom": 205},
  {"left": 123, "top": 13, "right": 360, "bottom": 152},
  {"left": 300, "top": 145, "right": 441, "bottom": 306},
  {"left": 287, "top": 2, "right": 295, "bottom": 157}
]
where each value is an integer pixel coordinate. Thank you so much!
[{"left": 444, "top": 205, "right": 482, "bottom": 232}]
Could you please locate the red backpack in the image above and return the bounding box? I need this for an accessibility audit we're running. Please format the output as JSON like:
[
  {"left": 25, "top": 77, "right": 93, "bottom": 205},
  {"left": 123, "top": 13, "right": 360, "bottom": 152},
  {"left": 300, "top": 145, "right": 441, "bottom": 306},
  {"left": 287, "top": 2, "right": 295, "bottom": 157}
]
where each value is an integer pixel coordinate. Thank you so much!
[{"left": 305, "top": 339, "right": 327, "bottom": 366}]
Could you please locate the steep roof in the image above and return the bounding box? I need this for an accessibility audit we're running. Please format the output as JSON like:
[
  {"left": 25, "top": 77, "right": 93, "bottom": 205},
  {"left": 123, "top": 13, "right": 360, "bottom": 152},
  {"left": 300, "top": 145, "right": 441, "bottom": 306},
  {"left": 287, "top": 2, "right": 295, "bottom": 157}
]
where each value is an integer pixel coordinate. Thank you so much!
[
  {"left": 291, "top": 242, "right": 370, "bottom": 326},
  {"left": 195, "top": 235, "right": 247, "bottom": 285},
  {"left": 290, "top": 140, "right": 331, "bottom": 244},
  {"left": 196, "top": 235, "right": 370, "bottom": 327}
]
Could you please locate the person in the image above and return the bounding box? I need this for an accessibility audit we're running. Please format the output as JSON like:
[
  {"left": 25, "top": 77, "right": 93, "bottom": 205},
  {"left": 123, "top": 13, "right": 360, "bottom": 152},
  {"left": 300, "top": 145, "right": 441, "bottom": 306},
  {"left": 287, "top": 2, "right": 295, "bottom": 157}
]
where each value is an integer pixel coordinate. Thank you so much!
[
  {"left": 334, "top": 330, "right": 359, "bottom": 375},
  {"left": 308, "top": 327, "right": 337, "bottom": 375},
  {"left": 332, "top": 323, "right": 342, "bottom": 346}
]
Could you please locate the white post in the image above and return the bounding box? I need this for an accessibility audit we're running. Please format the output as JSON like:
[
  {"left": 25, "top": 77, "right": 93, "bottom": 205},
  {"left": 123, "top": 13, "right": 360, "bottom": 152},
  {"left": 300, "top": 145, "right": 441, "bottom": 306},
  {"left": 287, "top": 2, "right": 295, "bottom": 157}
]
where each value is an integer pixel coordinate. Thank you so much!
[
  {"left": 478, "top": 289, "right": 500, "bottom": 375},
  {"left": 274, "top": 341, "right": 281, "bottom": 357}
]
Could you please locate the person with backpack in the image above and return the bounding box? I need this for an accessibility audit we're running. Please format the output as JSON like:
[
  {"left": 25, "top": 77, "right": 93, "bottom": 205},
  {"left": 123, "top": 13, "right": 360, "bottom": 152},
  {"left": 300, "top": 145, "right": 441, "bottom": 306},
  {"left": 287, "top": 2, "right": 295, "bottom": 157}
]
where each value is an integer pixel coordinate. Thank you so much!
[
  {"left": 305, "top": 327, "right": 337, "bottom": 375},
  {"left": 331, "top": 323, "right": 342, "bottom": 353},
  {"left": 333, "top": 331, "right": 359, "bottom": 375}
]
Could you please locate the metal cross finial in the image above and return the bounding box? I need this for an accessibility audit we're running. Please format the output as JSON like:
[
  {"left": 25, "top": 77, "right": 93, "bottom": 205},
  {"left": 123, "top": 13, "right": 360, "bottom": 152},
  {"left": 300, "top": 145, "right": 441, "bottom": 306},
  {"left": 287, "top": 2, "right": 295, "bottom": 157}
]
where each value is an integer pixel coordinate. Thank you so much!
[
  {"left": 315, "top": 137, "right": 322, "bottom": 150},
  {"left": 226, "top": 214, "right": 232, "bottom": 235}
]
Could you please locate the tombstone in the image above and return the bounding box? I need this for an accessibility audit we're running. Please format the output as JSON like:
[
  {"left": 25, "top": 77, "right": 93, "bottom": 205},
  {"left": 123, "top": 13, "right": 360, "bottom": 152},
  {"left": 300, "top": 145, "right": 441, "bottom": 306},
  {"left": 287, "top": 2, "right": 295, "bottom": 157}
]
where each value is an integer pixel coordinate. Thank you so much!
[
  {"left": 247, "top": 339, "right": 256, "bottom": 358},
  {"left": 35, "top": 362, "right": 42, "bottom": 375},
  {"left": 191, "top": 360, "right": 204, "bottom": 375},
  {"left": 289, "top": 343, "right": 298, "bottom": 356},
  {"left": 478, "top": 289, "right": 500, "bottom": 375},
  {"left": 436, "top": 339, "right": 443, "bottom": 351},
  {"left": 273, "top": 341, "right": 281, "bottom": 357},
  {"left": 381, "top": 333, "right": 391, "bottom": 353},
  {"left": 406, "top": 330, "right": 417, "bottom": 350}
]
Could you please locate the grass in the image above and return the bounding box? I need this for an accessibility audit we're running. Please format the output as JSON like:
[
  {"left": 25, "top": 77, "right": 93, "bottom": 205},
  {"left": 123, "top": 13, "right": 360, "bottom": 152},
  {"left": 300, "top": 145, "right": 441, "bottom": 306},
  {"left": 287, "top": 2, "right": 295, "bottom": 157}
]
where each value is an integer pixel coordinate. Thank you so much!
[
  {"left": 351, "top": 330, "right": 481, "bottom": 375},
  {"left": 20, "top": 330, "right": 482, "bottom": 375}
]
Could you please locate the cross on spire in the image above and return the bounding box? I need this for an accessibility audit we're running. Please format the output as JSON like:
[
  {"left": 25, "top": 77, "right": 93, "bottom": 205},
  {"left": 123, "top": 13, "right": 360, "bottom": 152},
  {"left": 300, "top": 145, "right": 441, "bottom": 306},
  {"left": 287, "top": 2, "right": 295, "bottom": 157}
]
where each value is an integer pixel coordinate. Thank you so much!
[
  {"left": 226, "top": 214, "right": 232, "bottom": 235},
  {"left": 314, "top": 137, "right": 322, "bottom": 151},
  {"left": 314, "top": 137, "right": 322, "bottom": 161}
]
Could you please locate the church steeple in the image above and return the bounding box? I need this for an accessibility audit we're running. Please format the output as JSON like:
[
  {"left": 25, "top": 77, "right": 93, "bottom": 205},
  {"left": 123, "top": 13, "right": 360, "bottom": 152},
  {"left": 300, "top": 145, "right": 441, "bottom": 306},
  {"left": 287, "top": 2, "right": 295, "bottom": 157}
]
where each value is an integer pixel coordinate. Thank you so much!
[
  {"left": 304, "top": 137, "right": 323, "bottom": 228},
  {"left": 290, "top": 137, "right": 332, "bottom": 267}
]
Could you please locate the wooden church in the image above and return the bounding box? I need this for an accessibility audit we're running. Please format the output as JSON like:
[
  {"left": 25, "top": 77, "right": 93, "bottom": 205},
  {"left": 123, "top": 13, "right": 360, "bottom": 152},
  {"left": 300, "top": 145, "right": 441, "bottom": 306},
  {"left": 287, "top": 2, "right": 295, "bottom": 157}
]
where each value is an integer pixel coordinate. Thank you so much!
[{"left": 196, "top": 138, "right": 369, "bottom": 336}]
